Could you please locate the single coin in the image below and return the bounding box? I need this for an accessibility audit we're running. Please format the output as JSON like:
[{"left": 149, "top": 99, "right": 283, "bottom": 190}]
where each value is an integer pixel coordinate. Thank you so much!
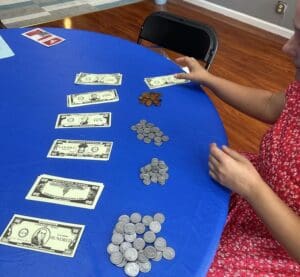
[
  {"left": 125, "top": 233, "right": 137, "bottom": 243},
  {"left": 118, "top": 214, "right": 130, "bottom": 223},
  {"left": 163, "top": 246, "right": 176, "bottom": 260},
  {"left": 138, "top": 261, "right": 152, "bottom": 273},
  {"left": 110, "top": 251, "right": 123, "bottom": 265},
  {"left": 124, "top": 247, "right": 138, "bottom": 262},
  {"left": 124, "top": 262, "right": 140, "bottom": 277},
  {"left": 144, "top": 231, "right": 156, "bottom": 243},
  {"left": 107, "top": 243, "right": 120, "bottom": 254},
  {"left": 135, "top": 222, "right": 146, "bottom": 234},
  {"left": 120, "top": 241, "right": 132, "bottom": 254},
  {"left": 153, "top": 212, "right": 165, "bottom": 224},
  {"left": 154, "top": 237, "right": 167, "bottom": 251},
  {"left": 111, "top": 233, "right": 124, "bottom": 245},
  {"left": 144, "top": 246, "right": 157, "bottom": 259},
  {"left": 133, "top": 238, "right": 146, "bottom": 250},
  {"left": 142, "top": 215, "right": 153, "bottom": 226},
  {"left": 152, "top": 250, "right": 163, "bottom": 261},
  {"left": 130, "top": 212, "right": 142, "bottom": 223},
  {"left": 124, "top": 223, "right": 136, "bottom": 235}
]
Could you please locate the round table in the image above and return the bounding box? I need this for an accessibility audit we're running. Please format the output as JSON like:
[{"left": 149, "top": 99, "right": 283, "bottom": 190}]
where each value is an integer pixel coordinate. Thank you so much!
[{"left": 0, "top": 28, "right": 229, "bottom": 277}]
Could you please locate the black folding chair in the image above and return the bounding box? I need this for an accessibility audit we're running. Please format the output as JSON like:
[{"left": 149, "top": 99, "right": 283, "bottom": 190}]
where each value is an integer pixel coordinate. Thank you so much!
[
  {"left": 0, "top": 20, "right": 6, "bottom": 29},
  {"left": 137, "top": 11, "right": 218, "bottom": 70}
]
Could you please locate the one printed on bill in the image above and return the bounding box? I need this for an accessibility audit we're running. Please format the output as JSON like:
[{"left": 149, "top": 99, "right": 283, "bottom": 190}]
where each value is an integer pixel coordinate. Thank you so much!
[
  {"left": 75, "top": 73, "right": 122, "bottom": 85},
  {"left": 0, "top": 214, "right": 84, "bottom": 257},
  {"left": 144, "top": 73, "right": 190, "bottom": 89},
  {"left": 26, "top": 174, "right": 104, "bottom": 209},
  {"left": 55, "top": 112, "right": 111, "bottom": 128},
  {"left": 47, "top": 139, "right": 113, "bottom": 161},
  {"left": 67, "top": 89, "right": 119, "bottom": 107}
]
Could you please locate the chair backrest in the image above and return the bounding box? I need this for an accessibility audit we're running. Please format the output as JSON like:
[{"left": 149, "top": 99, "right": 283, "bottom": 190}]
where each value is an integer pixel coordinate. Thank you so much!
[
  {"left": 0, "top": 20, "right": 6, "bottom": 29},
  {"left": 137, "top": 11, "right": 218, "bottom": 70}
]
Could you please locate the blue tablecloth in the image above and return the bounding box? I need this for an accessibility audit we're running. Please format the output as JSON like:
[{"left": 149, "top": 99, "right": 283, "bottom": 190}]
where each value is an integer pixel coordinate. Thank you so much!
[{"left": 0, "top": 28, "right": 229, "bottom": 277}]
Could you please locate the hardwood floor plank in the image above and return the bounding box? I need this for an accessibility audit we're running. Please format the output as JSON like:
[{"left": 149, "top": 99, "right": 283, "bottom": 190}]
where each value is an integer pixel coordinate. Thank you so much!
[{"left": 36, "top": 0, "right": 295, "bottom": 153}]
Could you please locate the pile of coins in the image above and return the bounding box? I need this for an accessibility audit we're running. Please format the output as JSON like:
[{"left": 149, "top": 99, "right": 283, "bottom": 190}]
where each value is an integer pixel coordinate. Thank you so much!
[
  {"left": 131, "top": 119, "right": 169, "bottom": 146},
  {"left": 107, "top": 212, "right": 175, "bottom": 277},
  {"left": 140, "top": 158, "right": 169, "bottom": 186},
  {"left": 138, "top": 92, "right": 162, "bottom": 107}
]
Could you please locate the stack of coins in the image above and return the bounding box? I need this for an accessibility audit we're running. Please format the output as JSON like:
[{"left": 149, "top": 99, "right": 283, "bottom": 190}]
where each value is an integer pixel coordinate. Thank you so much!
[
  {"left": 131, "top": 119, "right": 169, "bottom": 146},
  {"left": 140, "top": 158, "right": 169, "bottom": 185},
  {"left": 107, "top": 212, "right": 175, "bottom": 276},
  {"left": 138, "top": 92, "right": 161, "bottom": 107}
]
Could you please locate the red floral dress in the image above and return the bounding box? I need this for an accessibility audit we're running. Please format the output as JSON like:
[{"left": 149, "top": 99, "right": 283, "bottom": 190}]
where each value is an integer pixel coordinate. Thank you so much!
[{"left": 208, "top": 81, "right": 300, "bottom": 276}]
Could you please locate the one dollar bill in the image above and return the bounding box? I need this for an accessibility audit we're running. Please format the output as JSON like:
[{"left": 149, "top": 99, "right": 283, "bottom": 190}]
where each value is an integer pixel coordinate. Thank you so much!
[
  {"left": 67, "top": 89, "right": 119, "bottom": 107},
  {"left": 55, "top": 112, "right": 111, "bottom": 128},
  {"left": 26, "top": 174, "right": 104, "bottom": 209},
  {"left": 47, "top": 139, "right": 113, "bottom": 161},
  {"left": 144, "top": 73, "right": 190, "bottom": 89},
  {"left": 75, "top": 72, "right": 122, "bottom": 85},
  {"left": 0, "top": 214, "right": 84, "bottom": 257}
]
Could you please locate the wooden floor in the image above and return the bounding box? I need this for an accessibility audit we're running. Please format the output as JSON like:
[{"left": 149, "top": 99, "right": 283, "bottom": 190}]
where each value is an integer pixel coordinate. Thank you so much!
[{"left": 38, "top": 0, "right": 295, "bottom": 153}]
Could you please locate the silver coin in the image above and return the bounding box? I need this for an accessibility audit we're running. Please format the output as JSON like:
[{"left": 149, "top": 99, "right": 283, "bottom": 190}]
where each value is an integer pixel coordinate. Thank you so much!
[
  {"left": 143, "top": 231, "right": 156, "bottom": 243},
  {"left": 142, "top": 215, "right": 153, "bottom": 226},
  {"left": 151, "top": 157, "right": 159, "bottom": 163},
  {"left": 143, "top": 179, "right": 151, "bottom": 185},
  {"left": 118, "top": 214, "right": 130, "bottom": 223},
  {"left": 131, "top": 125, "right": 137, "bottom": 131},
  {"left": 163, "top": 247, "right": 176, "bottom": 260},
  {"left": 154, "top": 141, "right": 163, "bottom": 146},
  {"left": 145, "top": 164, "right": 152, "bottom": 171},
  {"left": 150, "top": 176, "right": 158, "bottom": 183},
  {"left": 110, "top": 251, "right": 123, "bottom": 265},
  {"left": 153, "top": 212, "right": 165, "bottom": 224},
  {"left": 111, "top": 233, "right": 124, "bottom": 245},
  {"left": 135, "top": 223, "right": 146, "bottom": 234},
  {"left": 144, "top": 246, "right": 157, "bottom": 259},
  {"left": 125, "top": 233, "right": 137, "bottom": 243},
  {"left": 124, "top": 223, "right": 136, "bottom": 234},
  {"left": 115, "top": 221, "right": 125, "bottom": 234},
  {"left": 120, "top": 241, "right": 132, "bottom": 254},
  {"left": 138, "top": 250, "right": 149, "bottom": 263},
  {"left": 152, "top": 250, "right": 163, "bottom": 262},
  {"left": 162, "top": 135, "right": 169, "bottom": 141},
  {"left": 137, "top": 134, "right": 144, "bottom": 140},
  {"left": 124, "top": 247, "right": 138, "bottom": 262},
  {"left": 143, "top": 137, "right": 152, "bottom": 144},
  {"left": 107, "top": 243, "right": 120, "bottom": 254},
  {"left": 116, "top": 258, "right": 127, "bottom": 268},
  {"left": 124, "top": 262, "right": 140, "bottom": 277},
  {"left": 149, "top": 221, "right": 161, "bottom": 233},
  {"left": 154, "top": 136, "right": 162, "bottom": 143},
  {"left": 130, "top": 212, "right": 142, "bottom": 223},
  {"left": 139, "top": 119, "right": 147, "bottom": 124},
  {"left": 133, "top": 238, "right": 145, "bottom": 250},
  {"left": 154, "top": 237, "right": 167, "bottom": 251},
  {"left": 138, "top": 261, "right": 152, "bottom": 273}
]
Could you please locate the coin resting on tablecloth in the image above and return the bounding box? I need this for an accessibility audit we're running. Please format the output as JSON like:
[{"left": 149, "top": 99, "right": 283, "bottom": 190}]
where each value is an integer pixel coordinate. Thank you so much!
[
  {"left": 138, "top": 92, "right": 162, "bottom": 107},
  {"left": 107, "top": 212, "right": 175, "bottom": 276},
  {"left": 140, "top": 158, "right": 169, "bottom": 186},
  {"left": 131, "top": 119, "right": 169, "bottom": 146}
]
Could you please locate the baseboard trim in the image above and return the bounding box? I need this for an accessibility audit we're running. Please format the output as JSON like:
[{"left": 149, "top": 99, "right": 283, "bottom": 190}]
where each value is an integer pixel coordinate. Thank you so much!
[{"left": 184, "top": 0, "right": 293, "bottom": 38}]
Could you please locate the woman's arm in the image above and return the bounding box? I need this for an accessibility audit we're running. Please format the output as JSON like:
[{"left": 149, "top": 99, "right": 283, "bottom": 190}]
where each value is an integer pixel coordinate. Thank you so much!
[
  {"left": 209, "top": 143, "right": 300, "bottom": 262},
  {"left": 175, "top": 57, "right": 285, "bottom": 124}
]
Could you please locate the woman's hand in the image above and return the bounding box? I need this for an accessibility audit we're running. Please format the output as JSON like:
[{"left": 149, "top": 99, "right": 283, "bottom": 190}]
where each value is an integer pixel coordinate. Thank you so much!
[
  {"left": 208, "top": 143, "right": 264, "bottom": 199},
  {"left": 175, "top": 56, "right": 212, "bottom": 84}
]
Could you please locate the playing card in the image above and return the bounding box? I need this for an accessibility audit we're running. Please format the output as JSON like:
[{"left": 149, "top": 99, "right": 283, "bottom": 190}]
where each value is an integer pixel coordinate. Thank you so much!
[
  {"left": 47, "top": 139, "right": 113, "bottom": 161},
  {"left": 67, "top": 89, "right": 119, "bottom": 107},
  {"left": 26, "top": 174, "right": 104, "bottom": 209},
  {"left": 144, "top": 73, "right": 190, "bottom": 89},
  {"left": 55, "top": 112, "right": 111, "bottom": 128},
  {"left": 22, "top": 28, "right": 65, "bottom": 47},
  {"left": 0, "top": 214, "right": 84, "bottom": 258}
]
